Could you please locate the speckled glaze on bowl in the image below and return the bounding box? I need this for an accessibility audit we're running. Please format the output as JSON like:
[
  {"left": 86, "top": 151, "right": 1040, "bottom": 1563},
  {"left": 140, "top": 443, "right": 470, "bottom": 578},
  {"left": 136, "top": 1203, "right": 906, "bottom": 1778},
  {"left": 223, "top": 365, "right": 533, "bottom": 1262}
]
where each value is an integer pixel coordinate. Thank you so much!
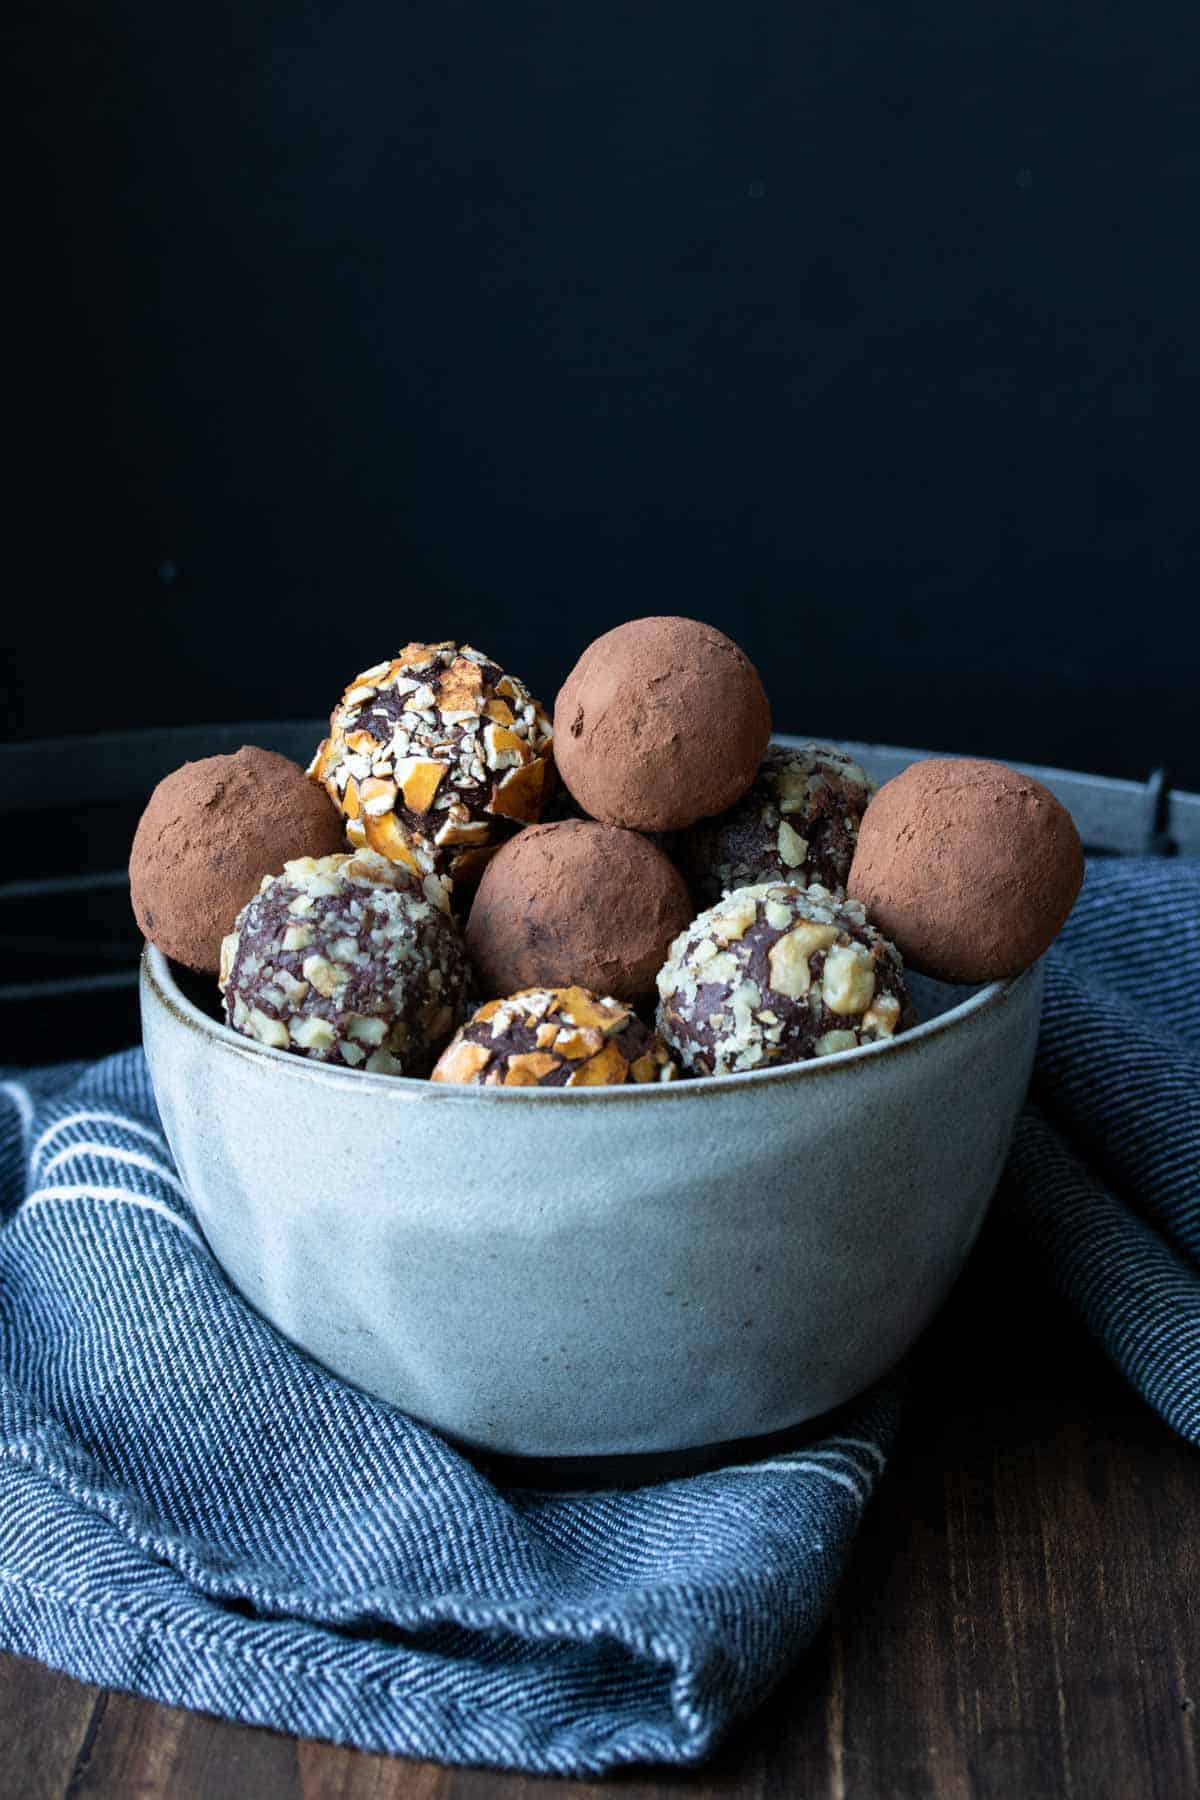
[{"left": 140, "top": 944, "right": 1042, "bottom": 1465}]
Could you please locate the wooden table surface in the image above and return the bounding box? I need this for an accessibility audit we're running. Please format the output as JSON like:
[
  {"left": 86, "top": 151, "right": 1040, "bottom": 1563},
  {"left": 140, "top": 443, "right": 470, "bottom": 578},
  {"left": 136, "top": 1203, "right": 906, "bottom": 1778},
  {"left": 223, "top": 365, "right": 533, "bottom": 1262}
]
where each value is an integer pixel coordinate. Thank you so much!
[{"left": 4, "top": 1217, "right": 1197, "bottom": 1800}]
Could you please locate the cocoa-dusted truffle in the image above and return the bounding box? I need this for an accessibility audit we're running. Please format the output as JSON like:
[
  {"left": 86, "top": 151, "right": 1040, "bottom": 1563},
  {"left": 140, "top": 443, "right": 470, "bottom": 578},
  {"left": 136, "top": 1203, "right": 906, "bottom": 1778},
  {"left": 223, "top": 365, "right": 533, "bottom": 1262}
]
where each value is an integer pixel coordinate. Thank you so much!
[
  {"left": 130, "top": 746, "right": 345, "bottom": 975},
  {"left": 432, "top": 986, "right": 678, "bottom": 1087},
  {"left": 657, "top": 881, "right": 911, "bottom": 1076},
  {"left": 553, "top": 617, "right": 772, "bottom": 831},
  {"left": 219, "top": 849, "right": 468, "bottom": 1076},
  {"left": 465, "top": 820, "right": 694, "bottom": 1005},
  {"left": 847, "top": 757, "right": 1085, "bottom": 984},
  {"left": 671, "top": 743, "right": 875, "bottom": 908},
  {"left": 309, "top": 642, "right": 554, "bottom": 906}
]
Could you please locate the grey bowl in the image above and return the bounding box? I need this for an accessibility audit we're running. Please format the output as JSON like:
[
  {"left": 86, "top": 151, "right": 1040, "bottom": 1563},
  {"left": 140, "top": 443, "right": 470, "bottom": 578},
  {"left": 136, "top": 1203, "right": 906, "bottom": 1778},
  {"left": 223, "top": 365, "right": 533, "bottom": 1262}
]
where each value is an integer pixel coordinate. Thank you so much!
[{"left": 140, "top": 942, "right": 1043, "bottom": 1471}]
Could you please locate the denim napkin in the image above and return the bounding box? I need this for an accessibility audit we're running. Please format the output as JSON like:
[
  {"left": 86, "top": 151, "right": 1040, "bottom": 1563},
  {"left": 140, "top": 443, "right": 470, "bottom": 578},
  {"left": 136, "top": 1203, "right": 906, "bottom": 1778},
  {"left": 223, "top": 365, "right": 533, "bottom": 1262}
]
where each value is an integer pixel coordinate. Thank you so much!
[{"left": 0, "top": 856, "right": 1194, "bottom": 1773}]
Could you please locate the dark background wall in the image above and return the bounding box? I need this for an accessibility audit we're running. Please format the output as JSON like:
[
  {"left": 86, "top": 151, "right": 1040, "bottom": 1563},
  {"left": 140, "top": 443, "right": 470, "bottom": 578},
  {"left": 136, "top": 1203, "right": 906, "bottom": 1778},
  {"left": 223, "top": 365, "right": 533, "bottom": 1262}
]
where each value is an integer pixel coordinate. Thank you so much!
[{"left": 7, "top": 0, "right": 1198, "bottom": 785}]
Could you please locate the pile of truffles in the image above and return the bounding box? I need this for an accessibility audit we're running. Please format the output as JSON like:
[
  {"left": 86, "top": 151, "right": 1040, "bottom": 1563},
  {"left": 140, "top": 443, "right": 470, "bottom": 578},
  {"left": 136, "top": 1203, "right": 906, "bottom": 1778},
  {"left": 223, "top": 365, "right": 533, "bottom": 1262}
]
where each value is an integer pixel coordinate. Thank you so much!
[{"left": 130, "top": 615, "right": 1085, "bottom": 1086}]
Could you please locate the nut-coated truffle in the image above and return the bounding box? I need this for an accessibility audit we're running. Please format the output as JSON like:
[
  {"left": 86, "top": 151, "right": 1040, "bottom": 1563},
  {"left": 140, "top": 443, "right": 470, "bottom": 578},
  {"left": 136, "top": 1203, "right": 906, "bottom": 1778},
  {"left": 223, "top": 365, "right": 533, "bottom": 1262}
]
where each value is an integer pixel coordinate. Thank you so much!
[
  {"left": 431, "top": 986, "right": 678, "bottom": 1087},
  {"left": 657, "top": 881, "right": 911, "bottom": 1076},
  {"left": 847, "top": 757, "right": 1085, "bottom": 984},
  {"left": 219, "top": 850, "right": 468, "bottom": 1076},
  {"left": 553, "top": 617, "right": 772, "bottom": 831},
  {"left": 309, "top": 641, "right": 554, "bottom": 906},
  {"left": 129, "top": 746, "right": 346, "bottom": 975},
  {"left": 671, "top": 743, "right": 875, "bottom": 908},
  {"left": 465, "top": 820, "right": 694, "bottom": 1005}
]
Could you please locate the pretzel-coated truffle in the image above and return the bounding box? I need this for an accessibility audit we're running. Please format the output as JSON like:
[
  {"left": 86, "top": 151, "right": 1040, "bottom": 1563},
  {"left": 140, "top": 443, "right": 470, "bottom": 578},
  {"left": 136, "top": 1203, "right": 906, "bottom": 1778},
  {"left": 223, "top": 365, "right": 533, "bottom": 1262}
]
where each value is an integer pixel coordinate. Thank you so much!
[
  {"left": 431, "top": 987, "right": 678, "bottom": 1087},
  {"left": 309, "top": 641, "right": 555, "bottom": 906}
]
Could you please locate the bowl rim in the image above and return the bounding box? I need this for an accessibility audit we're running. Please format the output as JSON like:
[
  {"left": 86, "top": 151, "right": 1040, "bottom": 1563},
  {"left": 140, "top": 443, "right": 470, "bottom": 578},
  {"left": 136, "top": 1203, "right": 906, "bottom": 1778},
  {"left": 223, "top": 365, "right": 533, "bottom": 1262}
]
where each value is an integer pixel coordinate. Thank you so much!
[{"left": 142, "top": 943, "right": 1037, "bottom": 1105}]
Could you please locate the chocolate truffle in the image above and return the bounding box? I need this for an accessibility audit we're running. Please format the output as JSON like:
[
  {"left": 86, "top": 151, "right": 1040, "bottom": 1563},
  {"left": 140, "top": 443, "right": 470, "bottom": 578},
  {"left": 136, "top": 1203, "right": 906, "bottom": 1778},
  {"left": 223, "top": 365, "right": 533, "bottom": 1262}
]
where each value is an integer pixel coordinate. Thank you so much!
[
  {"left": 465, "top": 820, "right": 694, "bottom": 1005},
  {"left": 553, "top": 617, "right": 772, "bottom": 831},
  {"left": 657, "top": 881, "right": 911, "bottom": 1076},
  {"left": 847, "top": 757, "right": 1085, "bottom": 984},
  {"left": 130, "top": 746, "right": 346, "bottom": 975},
  {"left": 671, "top": 743, "right": 876, "bottom": 908},
  {"left": 309, "top": 642, "right": 555, "bottom": 905},
  {"left": 431, "top": 986, "right": 678, "bottom": 1087},
  {"left": 219, "top": 849, "right": 468, "bottom": 1076}
]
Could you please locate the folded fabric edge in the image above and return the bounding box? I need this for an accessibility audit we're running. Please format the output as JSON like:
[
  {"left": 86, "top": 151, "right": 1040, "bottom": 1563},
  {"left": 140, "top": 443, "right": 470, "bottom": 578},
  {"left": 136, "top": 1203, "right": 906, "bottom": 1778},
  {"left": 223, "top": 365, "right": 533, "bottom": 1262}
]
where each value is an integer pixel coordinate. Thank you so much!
[
  {"left": 1002, "top": 1109, "right": 1200, "bottom": 1448},
  {"left": 1, "top": 1418, "right": 870, "bottom": 1778},
  {"left": 0, "top": 1562, "right": 719, "bottom": 1778}
]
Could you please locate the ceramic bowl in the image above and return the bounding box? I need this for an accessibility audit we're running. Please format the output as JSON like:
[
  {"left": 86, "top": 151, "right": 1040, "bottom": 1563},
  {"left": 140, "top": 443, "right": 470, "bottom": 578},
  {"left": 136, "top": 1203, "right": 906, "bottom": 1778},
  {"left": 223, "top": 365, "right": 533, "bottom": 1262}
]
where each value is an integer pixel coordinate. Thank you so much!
[{"left": 140, "top": 942, "right": 1043, "bottom": 1475}]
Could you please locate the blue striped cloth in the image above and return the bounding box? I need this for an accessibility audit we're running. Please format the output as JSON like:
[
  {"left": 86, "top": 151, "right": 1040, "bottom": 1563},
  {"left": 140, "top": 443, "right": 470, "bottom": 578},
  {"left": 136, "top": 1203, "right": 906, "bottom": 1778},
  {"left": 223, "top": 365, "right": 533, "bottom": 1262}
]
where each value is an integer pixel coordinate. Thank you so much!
[
  {"left": 1001, "top": 857, "right": 1200, "bottom": 1446},
  {"left": 0, "top": 857, "right": 1195, "bottom": 1773}
]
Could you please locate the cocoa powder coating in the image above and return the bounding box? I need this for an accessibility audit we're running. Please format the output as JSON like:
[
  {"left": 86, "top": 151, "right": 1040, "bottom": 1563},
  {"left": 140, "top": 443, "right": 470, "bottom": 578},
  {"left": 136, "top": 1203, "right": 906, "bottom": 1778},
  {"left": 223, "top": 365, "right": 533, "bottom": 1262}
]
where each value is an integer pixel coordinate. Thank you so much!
[
  {"left": 465, "top": 820, "right": 694, "bottom": 1004},
  {"left": 130, "top": 746, "right": 346, "bottom": 974},
  {"left": 847, "top": 757, "right": 1084, "bottom": 983},
  {"left": 553, "top": 617, "right": 772, "bottom": 831}
]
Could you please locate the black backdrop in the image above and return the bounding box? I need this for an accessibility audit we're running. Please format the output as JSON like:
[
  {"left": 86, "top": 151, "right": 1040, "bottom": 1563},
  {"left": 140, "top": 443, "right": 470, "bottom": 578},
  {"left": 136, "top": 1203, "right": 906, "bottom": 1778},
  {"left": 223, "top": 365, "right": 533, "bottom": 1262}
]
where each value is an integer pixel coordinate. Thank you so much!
[{"left": 7, "top": 1, "right": 1198, "bottom": 785}]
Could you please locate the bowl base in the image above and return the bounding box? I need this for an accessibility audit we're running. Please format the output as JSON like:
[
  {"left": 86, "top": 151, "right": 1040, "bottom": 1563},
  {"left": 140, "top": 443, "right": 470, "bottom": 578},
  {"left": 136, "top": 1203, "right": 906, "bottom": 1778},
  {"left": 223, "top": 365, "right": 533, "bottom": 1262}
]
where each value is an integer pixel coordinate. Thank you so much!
[{"left": 448, "top": 1390, "right": 892, "bottom": 1492}]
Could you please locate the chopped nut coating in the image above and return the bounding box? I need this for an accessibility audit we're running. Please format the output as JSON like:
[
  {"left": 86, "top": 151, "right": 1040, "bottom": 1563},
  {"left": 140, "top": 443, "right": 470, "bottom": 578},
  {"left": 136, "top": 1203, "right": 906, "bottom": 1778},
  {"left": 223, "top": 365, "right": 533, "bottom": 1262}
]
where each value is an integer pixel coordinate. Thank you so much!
[
  {"left": 670, "top": 744, "right": 876, "bottom": 909},
  {"left": 657, "top": 881, "right": 912, "bottom": 1076},
  {"left": 220, "top": 849, "right": 469, "bottom": 1076}
]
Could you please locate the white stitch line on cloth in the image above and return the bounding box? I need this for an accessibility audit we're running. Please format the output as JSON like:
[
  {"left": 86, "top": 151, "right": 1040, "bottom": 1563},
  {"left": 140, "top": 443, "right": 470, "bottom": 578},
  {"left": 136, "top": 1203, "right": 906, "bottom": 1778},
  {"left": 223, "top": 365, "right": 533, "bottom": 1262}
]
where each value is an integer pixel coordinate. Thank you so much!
[
  {"left": 717, "top": 1458, "right": 865, "bottom": 1497},
  {"left": 22, "top": 1186, "right": 207, "bottom": 1254},
  {"left": 799, "top": 1448, "right": 880, "bottom": 1481},
  {"left": 39, "top": 1143, "right": 187, "bottom": 1198},
  {"left": 31, "top": 1110, "right": 168, "bottom": 1166},
  {"left": 823, "top": 1435, "right": 887, "bottom": 1470},
  {"left": 1, "top": 1081, "right": 33, "bottom": 1143}
]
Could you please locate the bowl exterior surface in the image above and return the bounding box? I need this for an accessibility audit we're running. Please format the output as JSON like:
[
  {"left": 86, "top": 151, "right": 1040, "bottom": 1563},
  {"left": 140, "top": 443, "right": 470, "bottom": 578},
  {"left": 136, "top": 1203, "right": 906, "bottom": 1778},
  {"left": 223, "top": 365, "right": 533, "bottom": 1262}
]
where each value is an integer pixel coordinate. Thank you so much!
[{"left": 141, "top": 949, "right": 1042, "bottom": 1458}]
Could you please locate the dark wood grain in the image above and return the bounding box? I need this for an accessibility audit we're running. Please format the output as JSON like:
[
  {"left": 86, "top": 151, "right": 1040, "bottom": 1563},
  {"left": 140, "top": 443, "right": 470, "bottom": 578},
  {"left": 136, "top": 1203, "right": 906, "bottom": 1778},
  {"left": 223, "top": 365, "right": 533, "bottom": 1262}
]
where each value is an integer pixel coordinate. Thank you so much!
[
  {"left": 3, "top": 1219, "right": 1197, "bottom": 1798},
  {"left": 0, "top": 1656, "right": 102, "bottom": 1798}
]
